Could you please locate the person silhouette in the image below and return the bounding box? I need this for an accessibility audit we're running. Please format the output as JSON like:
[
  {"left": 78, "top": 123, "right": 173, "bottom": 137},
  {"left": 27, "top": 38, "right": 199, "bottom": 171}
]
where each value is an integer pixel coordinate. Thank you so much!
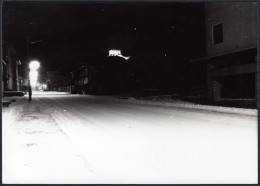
[{"left": 28, "top": 80, "right": 32, "bottom": 101}]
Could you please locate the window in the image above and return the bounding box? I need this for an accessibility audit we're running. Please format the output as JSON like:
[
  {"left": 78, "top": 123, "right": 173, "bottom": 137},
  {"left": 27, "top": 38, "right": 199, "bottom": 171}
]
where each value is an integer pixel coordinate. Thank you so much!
[{"left": 212, "top": 23, "right": 223, "bottom": 44}]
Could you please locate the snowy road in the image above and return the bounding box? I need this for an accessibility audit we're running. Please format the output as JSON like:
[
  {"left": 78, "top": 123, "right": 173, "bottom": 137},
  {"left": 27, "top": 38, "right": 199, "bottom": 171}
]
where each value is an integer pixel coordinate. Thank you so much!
[{"left": 2, "top": 91, "right": 258, "bottom": 184}]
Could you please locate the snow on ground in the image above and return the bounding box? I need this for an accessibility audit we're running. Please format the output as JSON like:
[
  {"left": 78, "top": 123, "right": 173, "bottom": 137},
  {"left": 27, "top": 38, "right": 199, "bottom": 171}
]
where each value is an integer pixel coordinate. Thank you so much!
[
  {"left": 2, "top": 91, "right": 258, "bottom": 184},
  {"left": 116, "top": 95, "right": 257, "bottom": 116}
]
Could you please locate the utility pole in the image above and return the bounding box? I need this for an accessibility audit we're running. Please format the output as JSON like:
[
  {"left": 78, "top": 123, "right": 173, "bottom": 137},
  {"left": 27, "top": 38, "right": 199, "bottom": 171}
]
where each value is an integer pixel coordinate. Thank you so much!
[{"left": 26, "top": 36, "right": 31, "bottom": 63}]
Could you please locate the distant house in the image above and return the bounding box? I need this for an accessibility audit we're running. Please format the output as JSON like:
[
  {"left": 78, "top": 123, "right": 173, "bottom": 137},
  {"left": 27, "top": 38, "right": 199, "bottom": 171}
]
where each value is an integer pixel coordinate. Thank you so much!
[
  {"left": 45, "top": 71, "right": 70, "bottom": 92},
  {"left": 2, "top": 41, "right": 22, "bottom": 94},
  {"left": 71, "top": 56, "right": 134, "bottom": 95},
  {"left": 192, "top": 2, "right": 257, "bottom": 108},
  {"left": 70, "top": 66, "right": 90, "bottom": 94}
]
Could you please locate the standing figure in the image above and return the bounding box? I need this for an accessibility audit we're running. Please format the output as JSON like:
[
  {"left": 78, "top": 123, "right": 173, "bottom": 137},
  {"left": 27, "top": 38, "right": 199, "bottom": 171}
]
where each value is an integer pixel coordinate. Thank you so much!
[{"left": 28, "top": 80, "right": 32, "bottom": 101}]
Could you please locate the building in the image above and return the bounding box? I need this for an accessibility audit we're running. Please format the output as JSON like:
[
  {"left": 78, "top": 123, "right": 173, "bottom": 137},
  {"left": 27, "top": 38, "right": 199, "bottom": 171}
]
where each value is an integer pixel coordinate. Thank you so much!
[
  {"left": 71, "top": 56, "right": 134, "bottom": 95},
  {"left": 2, "top": 41, "right": 22, "bottom": 94},
  {"left": 70, "top": 66, "right": 89, "bottom": 94},
  {"left": 45, "top": 71, "right": 70, "bottom": 92},
  {"left": 193, "top": 2, "right": 257, "bottom": 108}
]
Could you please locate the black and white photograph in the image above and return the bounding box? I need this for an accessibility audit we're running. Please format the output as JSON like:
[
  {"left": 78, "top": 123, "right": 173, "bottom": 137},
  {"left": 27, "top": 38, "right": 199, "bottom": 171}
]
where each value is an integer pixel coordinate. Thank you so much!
[{"left": 1, "top": 0, "right": 258, "bottom": 184}]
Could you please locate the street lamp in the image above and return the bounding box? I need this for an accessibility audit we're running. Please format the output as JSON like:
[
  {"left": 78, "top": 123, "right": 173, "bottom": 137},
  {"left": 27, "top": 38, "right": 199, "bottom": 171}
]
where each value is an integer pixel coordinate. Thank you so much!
[
  {"left": 29, "top": 60, "right": 40, "bottom": 88},
  {"left": 29, "top": 60, "right": 40, "bottom": 70}
]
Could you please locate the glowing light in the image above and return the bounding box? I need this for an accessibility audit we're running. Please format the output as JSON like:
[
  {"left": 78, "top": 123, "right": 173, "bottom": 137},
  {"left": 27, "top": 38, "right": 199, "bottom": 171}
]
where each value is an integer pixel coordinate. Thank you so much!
[
  {"left": 29, "top": 70, "right": 38, "bottom": 87},
  {"left": 42, "top": 84, "right": 47, "bottom": 90},
  {"left": 109, "top": 50, "right": 121, "bottom": 56},
  {"left": 29, "top": 61, "right": 40, "bottom": 87},
  {"left": 29, "top": 61, "right": 40, "bottom": 70},
  {"left": 108, "top": 49, "right": 130, "bottom": 60}
]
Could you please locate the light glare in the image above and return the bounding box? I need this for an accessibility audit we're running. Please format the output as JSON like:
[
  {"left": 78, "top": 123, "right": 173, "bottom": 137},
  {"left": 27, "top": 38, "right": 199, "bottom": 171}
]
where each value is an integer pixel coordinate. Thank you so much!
[
  {"left": 42, "top": 84, "right": 47, "bottom": 90},
  {"left": 29, "top": 61, "right": 40, "bottom": 70},
  {"left": 29, "top": 70, "right": 38, "bottom": 87}
]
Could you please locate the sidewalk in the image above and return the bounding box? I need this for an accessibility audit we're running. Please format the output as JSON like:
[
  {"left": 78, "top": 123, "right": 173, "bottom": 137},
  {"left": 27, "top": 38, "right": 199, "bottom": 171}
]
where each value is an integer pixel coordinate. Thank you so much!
[
  {"left": 2, "top": 96, "right": 95, "bottom": 184},
  {"left": 2, "top": 91, "right": 25, "bottom": 107}
]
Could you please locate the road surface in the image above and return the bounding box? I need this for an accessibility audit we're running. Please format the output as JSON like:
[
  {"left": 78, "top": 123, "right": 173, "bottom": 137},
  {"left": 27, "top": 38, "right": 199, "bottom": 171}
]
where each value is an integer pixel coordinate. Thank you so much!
[{"left": 2, "top": 91, "right": 258, "bottom": 184}]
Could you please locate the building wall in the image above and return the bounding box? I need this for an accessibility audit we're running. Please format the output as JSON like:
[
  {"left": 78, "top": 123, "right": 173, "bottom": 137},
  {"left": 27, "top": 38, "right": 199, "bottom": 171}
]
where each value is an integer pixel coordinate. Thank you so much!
[
  {"left": 205, "top": 2, "right": 257, "bottom": 57},
  {"left": 3, "top": 42, "right": 17, "bottom": 91},
  {"left": 46, "top": 71, "right": 70, "bottom": 91},
  {"left": 204, "top": 2, "right": 257, "bottom": 108}
]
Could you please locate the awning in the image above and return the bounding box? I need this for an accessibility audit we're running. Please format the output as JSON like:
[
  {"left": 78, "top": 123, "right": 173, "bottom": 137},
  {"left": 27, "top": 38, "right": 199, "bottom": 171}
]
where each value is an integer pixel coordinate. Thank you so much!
[{"left": 190, "top": 46, "right": 257, "bottom": 62}]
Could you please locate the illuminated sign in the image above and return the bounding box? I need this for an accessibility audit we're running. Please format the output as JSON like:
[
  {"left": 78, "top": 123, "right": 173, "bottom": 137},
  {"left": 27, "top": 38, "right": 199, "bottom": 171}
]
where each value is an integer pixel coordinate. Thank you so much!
[{"left": 109, "top": 49, "right": 130, "bottom": 60}]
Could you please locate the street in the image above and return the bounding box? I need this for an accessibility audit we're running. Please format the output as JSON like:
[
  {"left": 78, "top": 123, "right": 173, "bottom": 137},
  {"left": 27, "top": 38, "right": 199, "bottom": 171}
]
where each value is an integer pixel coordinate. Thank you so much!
[{"left": 2, "top": 91, "right": 258, "bottom": 184}]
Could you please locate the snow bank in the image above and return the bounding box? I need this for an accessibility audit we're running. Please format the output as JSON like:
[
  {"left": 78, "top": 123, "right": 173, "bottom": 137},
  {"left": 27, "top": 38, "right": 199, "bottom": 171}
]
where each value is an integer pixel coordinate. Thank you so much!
[
  {"left": 32, "top": 91, "right": 69, "bottom": 95},
  {"left": 115, "top": 95, "right": 257, "bottom": 116}
]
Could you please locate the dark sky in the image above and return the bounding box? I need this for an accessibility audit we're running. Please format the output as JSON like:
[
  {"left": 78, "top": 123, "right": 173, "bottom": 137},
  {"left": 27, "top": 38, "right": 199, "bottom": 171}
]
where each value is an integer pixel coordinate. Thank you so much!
[{"left": 3, "top": 2, "right": 205, "bottom": 83}]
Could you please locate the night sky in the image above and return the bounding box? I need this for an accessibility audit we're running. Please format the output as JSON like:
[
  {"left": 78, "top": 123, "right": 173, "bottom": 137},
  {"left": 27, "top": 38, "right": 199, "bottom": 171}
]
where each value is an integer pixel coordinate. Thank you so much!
[{"left": 3, "top": 2, "right": 205, "bottom": 90}]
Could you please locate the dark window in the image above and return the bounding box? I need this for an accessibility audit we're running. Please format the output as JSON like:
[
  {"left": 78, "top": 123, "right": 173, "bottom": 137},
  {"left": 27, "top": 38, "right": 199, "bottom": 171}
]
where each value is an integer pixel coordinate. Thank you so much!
[{"left": 212, "top": 23, "right": 223, "bottom": 44}]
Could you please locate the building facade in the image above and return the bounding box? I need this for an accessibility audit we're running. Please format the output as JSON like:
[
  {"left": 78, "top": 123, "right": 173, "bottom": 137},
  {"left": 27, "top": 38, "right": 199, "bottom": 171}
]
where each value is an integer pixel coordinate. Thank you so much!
[
  {"left": 2, "top": 41, "right": 22, "bottom": 94},
  {"left": 71, "top": 56, "right": 134, "bottom": 95},
  {"left": 202, "top": 2, "right": 257, "bottom": 108},
  {"left": 70, "top": 66, "right": 89, "bottom": 94},
  {"left": 45, "top": 71, "right": 70, "bottom": 92}
]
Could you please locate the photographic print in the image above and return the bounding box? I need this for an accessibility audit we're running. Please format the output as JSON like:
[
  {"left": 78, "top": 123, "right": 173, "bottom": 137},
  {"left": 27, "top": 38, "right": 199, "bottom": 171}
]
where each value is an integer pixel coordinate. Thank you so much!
[{"left": 1, "top": 0, "right": 258, "bottom": 184}]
